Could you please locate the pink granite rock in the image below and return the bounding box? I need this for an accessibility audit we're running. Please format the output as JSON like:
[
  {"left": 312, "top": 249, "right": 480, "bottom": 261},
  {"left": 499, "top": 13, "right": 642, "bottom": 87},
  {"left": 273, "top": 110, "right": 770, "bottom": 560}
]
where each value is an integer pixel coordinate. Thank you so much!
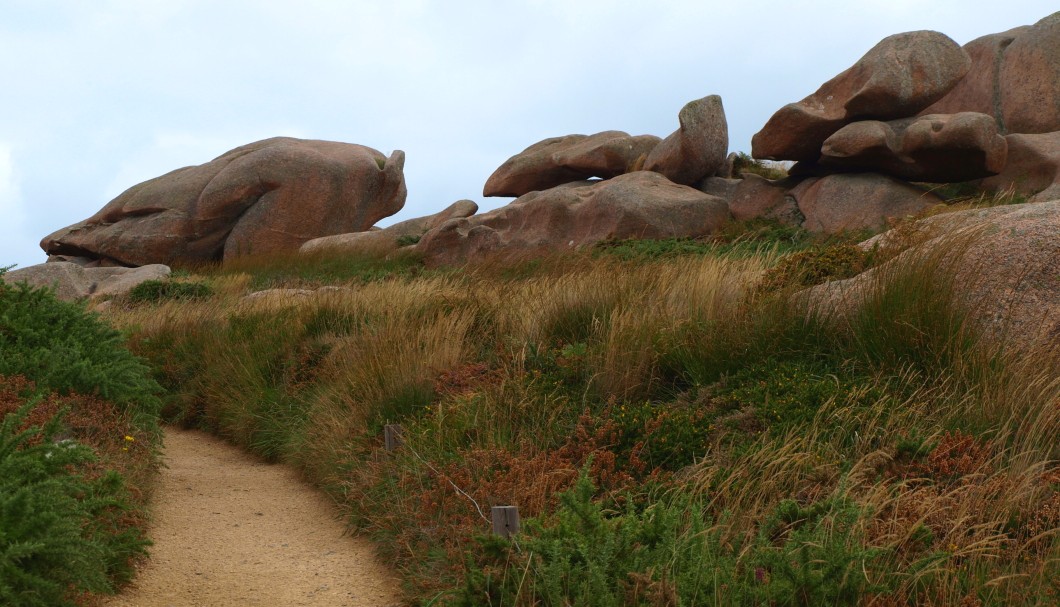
[{"left": 752, "top": 31, "right": 970, "bottom": 161}]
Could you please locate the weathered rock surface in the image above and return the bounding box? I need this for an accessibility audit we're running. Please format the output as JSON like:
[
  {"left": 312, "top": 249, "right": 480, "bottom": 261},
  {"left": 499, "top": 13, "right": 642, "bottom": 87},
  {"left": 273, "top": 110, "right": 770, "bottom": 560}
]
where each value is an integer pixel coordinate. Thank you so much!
[
  {"left": 791, "top": 173, "right": 942, "bottom": 233},
  {"left": 483, "top": 131, "right": 660, "bottom": 197},
  {"left": 999, "top": 12, "right": 1060, "bottom": 134},
  {"left": 813, "top": 112, "right": 1008, "bottom": 182},
  {"left": 418, "top": 171, "right": 731, "bottom": 266},
  {"left": 810, "top": 200, "right": 1060, "bottom": 353},
  {"left": 728, "top": 174, "right": 801, "bottom": 224},
  {"left": 752, "top": 31, "right": 970, "bottom": 161},
  {"left": 42, "top": 137, "right": 407, "bottom": 266},
  {"left": 918, "top": 27, "right": 1030, "bottom": 125},
  {"left": 299, "top": 199, "right": 478, "bottom": 256},
  {"left": 697, "top": 177, "right": 741, "bottom": 201},
  {"left": 644, "top": 95, "right": 728, "bottom": 186},
  {"left": 2, "top": 262, "right": 171, "bottom": 301},
  {"left": 979, "top": 131, "right": 1060, "bottom": 203},
  {"left": 919, "top": 13, "right": 1059, "bottom": 135}
]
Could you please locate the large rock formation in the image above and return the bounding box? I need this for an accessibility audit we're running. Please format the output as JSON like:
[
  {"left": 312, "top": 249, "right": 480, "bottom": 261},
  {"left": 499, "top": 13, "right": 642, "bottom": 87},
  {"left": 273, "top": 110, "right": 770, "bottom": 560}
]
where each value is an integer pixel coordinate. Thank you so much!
[
  {"left": 920, "top": 12, "right": 1059, "bottom": 134},
  {"left": 299, "top": 199, "right": 478, "bottom": 256},
  {"left": 811, "top": 112, "right": 1008, "bottom": 182},
  {"left": 791, "top": 173, "right": 942, "bottom": 233},
  {"left": 644, "top": 95, "right": 728, "bottom": 186},
  {"left": 917, "top": 27, "right": 1030, "bottom": 125},
  {"left": 42, "top": 137, "right": 407, "bottom": 266},
  {"left": 2, "top": 262, "right": 171, "bottom": 301},
  {"left": 998, "top": 12, "right": 1060, "bottom": 134},
  {"left": 810, "top": 200, "right": 1060, "bottom": 353},
  {"left": 752, "top": 31, "right": 970, "bottom": 161},
  {"left": 417, "top": 172, "right": 730, "bottom": 266},
  {"left": 728, "top": 175, "right": 800, "bottom": 224},
  {"left": 979, "top": 131, "right": 1060, "bottom": 203},
  {"left": 483, "top": 131, "right": 660, "bottom": 197}
]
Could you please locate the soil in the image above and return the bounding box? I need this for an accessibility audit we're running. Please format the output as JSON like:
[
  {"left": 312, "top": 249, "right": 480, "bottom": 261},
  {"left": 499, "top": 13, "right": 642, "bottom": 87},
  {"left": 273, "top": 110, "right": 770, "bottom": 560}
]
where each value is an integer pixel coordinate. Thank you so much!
[{"left": 102, "top": 428, "right": 400, "bottom": 607}]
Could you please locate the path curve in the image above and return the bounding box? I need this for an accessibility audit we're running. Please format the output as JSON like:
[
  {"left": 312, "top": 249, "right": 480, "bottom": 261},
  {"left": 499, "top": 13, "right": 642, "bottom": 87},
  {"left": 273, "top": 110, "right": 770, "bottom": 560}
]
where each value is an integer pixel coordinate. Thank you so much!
[{"left": 104, "top": 428, "right": 400, "bottom": 607}]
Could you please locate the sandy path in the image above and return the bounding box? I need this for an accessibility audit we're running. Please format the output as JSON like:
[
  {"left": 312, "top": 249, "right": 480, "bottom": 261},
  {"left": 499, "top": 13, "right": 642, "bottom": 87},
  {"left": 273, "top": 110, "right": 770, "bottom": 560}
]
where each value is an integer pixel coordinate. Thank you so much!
[{"left": 104, "top": 428, "right": 400, "bottom": 607}]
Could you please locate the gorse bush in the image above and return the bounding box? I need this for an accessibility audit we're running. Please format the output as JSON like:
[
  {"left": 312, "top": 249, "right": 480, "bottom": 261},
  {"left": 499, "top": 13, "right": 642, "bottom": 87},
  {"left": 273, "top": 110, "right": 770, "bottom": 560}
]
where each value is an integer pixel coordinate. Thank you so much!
[
  {"left": 0, "top": 271, "right": 159, "bottom": 605},
  {"left": 460, "top": 472, "right": 893, "bottom": 606},
  {"left": 0, "top": 278, "right": 161, "bottom": 430},
  {"left": 0, "top": 400, "right": 149, "bottom": 607},
  {"left": 757, "top": 243, "right": 870, "bottom": 292}
]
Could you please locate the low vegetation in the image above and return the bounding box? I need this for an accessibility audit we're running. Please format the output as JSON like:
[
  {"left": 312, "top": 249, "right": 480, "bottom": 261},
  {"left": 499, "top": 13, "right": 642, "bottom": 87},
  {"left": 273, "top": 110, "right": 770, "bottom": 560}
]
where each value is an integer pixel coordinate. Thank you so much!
[
  {"left": 104, "top": 207, "right": 1058, "bottom": 606},
  {"left": 0, "top": 274, "right": 161, "bottom": 606}
]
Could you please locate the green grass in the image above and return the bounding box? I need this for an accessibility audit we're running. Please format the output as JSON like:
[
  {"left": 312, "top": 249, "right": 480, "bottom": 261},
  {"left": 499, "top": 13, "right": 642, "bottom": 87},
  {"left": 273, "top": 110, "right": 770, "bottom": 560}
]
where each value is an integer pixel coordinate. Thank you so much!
[{"left": 191, "top": 247, "right": 432, "bottom": 290}]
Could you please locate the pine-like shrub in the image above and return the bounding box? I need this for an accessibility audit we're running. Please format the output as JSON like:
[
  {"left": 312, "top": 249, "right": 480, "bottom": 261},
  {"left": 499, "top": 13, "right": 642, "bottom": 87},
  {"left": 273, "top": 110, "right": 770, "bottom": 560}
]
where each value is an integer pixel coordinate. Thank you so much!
[
  {"left": 0, "top": 400, "right": 149, "bottom": 607},
  {"left": 0, "top": 277, "right": 161, "bottom": 430}
]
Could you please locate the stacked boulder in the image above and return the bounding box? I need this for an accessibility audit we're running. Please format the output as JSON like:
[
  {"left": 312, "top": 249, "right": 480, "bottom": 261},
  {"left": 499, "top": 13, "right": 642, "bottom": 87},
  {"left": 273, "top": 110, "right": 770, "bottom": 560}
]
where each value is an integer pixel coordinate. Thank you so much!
[
  {"left": 414, "top": 95, "right": 732, "bottom": 265},
  {"left": 741, "top": 12, "right": 1060, "bottom": 231},
  {"left": 27, "top": 12, "right": 1057, "bottom": 276}
]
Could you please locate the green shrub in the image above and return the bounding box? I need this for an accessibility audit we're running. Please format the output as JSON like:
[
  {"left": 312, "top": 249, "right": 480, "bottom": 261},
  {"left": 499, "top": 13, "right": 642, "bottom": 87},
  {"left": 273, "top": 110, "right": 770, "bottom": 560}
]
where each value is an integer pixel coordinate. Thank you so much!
[
  {"left": 610, "top": 398, "right": 736, "bottom": 470},
  {"left": 718, "top": 359, "right": 881, "bottom": 432},
  {"left": 395, "top": 234, "right": 421, "bottom": 247},
  {"left": 0, "top": 279, "right": 161, "bottom": 430},
  {"left": 459, "top": 472, "right": 891, "bottom": 606},
  {"left": 594, "top": 237, "right": 717, "bottom": 261},
  {"left": 458, "top": 471, "right": 741, "bottom": 606},
  {"left": 758, "top": 243, "right": 870, "bottom": 292},
  {"left": 127, "top": 279, "right": 213, "bottom": 303},
  {"left": 750, "top": 497, "right": 891, "bottom": 606},
  {"left": 0, "top": 401, "right": 149, "bottom": 607}
]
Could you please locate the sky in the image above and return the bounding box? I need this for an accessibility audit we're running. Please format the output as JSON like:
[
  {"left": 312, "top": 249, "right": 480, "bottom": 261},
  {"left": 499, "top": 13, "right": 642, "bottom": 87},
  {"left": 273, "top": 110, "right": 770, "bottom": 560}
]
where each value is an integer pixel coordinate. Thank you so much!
[{"left": 0, "top": 0, "right": 1055, "bottom": 270}]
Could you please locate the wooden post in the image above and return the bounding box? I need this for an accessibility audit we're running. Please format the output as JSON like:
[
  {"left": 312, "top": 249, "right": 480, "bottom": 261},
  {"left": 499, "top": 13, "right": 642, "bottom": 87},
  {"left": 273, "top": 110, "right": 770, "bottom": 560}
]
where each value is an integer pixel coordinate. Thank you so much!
[
  {"left": 384, "top": 424, "right": 403, "bottom": 452},
  {"left": 491, "top": 505, "right": 520, "bottom": 538}
]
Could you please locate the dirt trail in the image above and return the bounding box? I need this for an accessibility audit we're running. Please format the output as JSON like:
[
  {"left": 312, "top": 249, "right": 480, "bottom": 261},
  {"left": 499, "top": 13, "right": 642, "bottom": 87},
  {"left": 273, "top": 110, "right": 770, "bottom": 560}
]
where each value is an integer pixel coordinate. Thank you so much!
[{"left": 104, "top": 428, "right": 400, "bottom": 607}]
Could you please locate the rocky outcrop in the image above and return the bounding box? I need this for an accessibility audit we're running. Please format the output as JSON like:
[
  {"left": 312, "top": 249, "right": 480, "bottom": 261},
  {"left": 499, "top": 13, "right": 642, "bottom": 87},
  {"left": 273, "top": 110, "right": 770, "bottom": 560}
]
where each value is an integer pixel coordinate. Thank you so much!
[
  {"left": 918, "top": 27, "right": 1030, "bottom": 125},
  {"left": 810, "top": 112, "right": 1008, "bottom": 182},
  {"left": 752, "top": 31, "right": 970, "bottom": 161},
  {"left": 417, "top": 171, "right": 730, "bottom": 266},
  {"left": 728, "top": 175, "right": 800, "bottom": 224},
  {"left": 809, "top": 200, "right": 1060, "bottom": 353},
  {"left": 979, "top": 132, "right": 1060, "bottom": 203},
  {"left": 920, "top": 12, "right": 1059, "bottom": 134},
  {"left": 483, "top": 131, "right": 660, "bottom": 197},
  {"left": 644, "top": 95, "right": 728, "bottom": 186},
  {"left": 2, "top": 262, "right": 171, "bottom": 301},
  {"left": 300, "top": 199, "right": 478, "bottom": 256},
  {"left": 999, "top": 12, "right": 1060, "bottom": 134},
  {"left": 42, "top": 137, "right": 407, "bottom": 266},
  {"left": 791, "top": 173, "right": 941, "bottom": 233}
]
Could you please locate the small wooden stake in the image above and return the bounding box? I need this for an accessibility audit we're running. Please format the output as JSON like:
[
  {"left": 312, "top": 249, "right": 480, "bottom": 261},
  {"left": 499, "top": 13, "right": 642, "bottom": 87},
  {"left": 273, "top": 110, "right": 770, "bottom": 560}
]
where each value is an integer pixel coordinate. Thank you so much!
[
  {"left": 383, "top": 424, "right": 403, "bottom": 452},
  {"left": 491, "top": 505, "right": 520, "bottom": 538}
]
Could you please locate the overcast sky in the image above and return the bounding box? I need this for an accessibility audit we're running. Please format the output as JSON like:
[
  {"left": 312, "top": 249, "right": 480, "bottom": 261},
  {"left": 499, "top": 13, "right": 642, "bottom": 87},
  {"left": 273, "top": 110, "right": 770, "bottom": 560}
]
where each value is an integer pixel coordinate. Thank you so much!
[{"left": 1, "top": 1, "right": 1055, "bottom": 270}]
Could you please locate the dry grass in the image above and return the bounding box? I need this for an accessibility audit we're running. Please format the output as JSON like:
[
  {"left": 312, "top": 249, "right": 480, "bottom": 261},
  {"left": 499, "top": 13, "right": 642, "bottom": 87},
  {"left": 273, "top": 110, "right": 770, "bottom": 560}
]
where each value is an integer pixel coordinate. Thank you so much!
[{"left": 106, "top": 240, "right": 1059, "bottom": 605}]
